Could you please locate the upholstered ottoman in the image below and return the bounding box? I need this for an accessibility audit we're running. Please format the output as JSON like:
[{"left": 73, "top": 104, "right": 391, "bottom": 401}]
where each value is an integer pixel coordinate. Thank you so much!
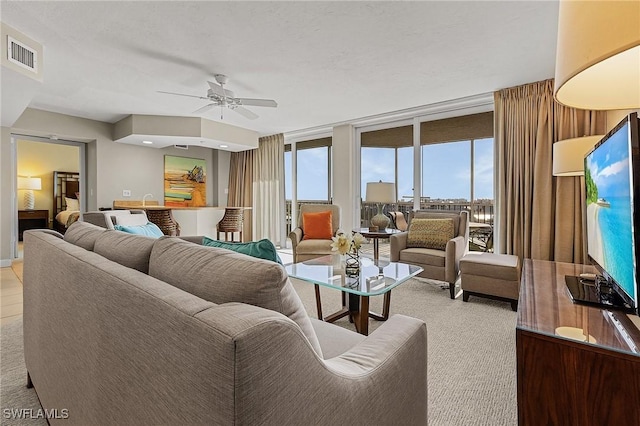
[{"left": 460, "top": 252, "right": 521, "bottom": 311}]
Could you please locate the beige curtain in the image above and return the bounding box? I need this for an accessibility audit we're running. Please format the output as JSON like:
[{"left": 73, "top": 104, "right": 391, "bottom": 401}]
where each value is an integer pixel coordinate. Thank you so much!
[
  {"left": 228, "top": 150, "right": 254, "bottom": 241},
  {"left": 252, "top": 134, "right": 284, "bottom": 242},
  {"left": 495, "top": 79, "right": 604, "bottom": 262},
  {"left": 553, "top": 106, "right": 604, "bottom": 263}
]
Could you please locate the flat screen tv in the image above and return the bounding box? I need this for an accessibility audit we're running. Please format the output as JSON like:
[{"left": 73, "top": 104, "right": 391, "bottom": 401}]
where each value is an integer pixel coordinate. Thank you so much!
[{"left": 576, "top": 112, "right": 640, "bottom": 315}]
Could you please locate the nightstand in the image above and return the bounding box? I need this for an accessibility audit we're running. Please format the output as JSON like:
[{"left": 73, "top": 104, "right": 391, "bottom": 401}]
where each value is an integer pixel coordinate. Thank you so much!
[{"left": 18, "top": 209, "right": 49, "bottom": 241}]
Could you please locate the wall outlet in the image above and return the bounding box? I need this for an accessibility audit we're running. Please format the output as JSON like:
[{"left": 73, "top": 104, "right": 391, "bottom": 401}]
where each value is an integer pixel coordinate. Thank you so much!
[
  {"left": 122, "top": 190, "right": 131, "bottom": 197},
  {"left": 224, "top": 188, "right": 229, "bottom": 194}
]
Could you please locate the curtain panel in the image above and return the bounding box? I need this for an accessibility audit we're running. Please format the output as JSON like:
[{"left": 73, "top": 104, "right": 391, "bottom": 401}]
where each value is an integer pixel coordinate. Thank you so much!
[
  {"left": 495, "top": 79, "right": 605, "bottom": 262},
  {"left": 228, "top": 150, "right": 255, "bottom": 241},
  {"left": 252, "top": 134, "right": 284, "bottom": 242}
]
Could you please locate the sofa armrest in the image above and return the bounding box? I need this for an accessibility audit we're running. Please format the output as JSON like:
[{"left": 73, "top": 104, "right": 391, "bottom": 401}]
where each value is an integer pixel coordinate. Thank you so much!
[
  {"left": 325, "top": 314, "right": 426, "bottom": 372},
  {"left": 445, "top": 235, "right": 466, "bottom": 283},
  {"left": 207, "top": 304, "right": 427, "bottom": 425},
  {"left": 289, "top": 227, "right": 303, "bottom": 249},
  {"left": 389, "top": 232, "right": 408, "bottom": 262}
]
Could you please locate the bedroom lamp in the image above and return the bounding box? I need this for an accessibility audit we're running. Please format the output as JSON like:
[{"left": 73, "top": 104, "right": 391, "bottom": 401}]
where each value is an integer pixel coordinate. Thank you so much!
[
  {"left": 366, "top": 181, "right": 396, "bottom": 230},
  {"left": 554, "top": 0, "right": 640, "bottom": 109},
  {"left": 552, "top": 135, "right": 604, "bottom": 176},
  {"left": 18, "top": 177, "right": 42, "bottom": 210}
]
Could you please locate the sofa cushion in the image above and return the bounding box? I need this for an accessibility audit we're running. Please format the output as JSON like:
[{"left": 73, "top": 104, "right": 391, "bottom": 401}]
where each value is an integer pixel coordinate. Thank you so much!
[
  {"left": 400, "top": 247, "right": 446, "bottom": 267},
  {"left": 202, "top": 237, "right": 282, "bottom": 264},
  {"left": 460, "top": 252, "right": 521, "bottom": 281},
  {"left": 148, "top": 237, "right": 323, "bottom": 357},
  {"left": 295, "top": 239, "right": 334, "bottom": 255},
  {"left": 302, "top": 211, "right": 333, "bottom": 240},
  {"left": 114, "top": 222, "right": 164, "bottom": 238},
  {"left": 407, "top": 218, "right": 454, "bottom": 250},
  {"left": 94, "top": 230, "right": 157, "bottom": 273},
  {"left": 64, "top": 221, "right": 106, "bottom": 251},
  {"left": 115, "top": 214, "right": 149, "bottom": 227}
]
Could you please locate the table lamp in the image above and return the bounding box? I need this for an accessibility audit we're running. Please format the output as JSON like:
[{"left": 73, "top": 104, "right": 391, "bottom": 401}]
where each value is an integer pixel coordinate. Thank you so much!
[
  {"left": 554, "top": 0, "right": 640, "bottom": 109},
  {"left": 18, "top": 177, "right": 42, "bottom": 210},
  {"left": 552, "top": 135, "right": 604, "bottom": 176},
  {"left": 366, "top": 181, "right": 396, "bottom": 230}
]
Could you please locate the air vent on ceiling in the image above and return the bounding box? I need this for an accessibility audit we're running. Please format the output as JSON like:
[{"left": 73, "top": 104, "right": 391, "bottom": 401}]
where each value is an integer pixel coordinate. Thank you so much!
[
  {"left": 7, "top": 36, "right": 38, "bottom": 73},
  {"left": 174, "top": 144, "right": 189, "bottom": 150}
]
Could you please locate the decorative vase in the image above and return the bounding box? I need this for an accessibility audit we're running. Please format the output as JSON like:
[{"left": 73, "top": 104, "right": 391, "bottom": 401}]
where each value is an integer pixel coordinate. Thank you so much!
[
  {"left": 345, "top": 248, "right": 360, "bottom": 277},
  {"left": 370, "top": 203, "right": 390, "bottom": 230}
]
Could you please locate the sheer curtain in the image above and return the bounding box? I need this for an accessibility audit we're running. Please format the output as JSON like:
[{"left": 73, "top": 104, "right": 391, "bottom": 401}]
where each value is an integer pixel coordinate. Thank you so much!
[
  {"left": 252, "top": 134, "right": 284, "bottom": 242},
  {"left": 495, "top": 79, "right": 604, "bottom": 262}
]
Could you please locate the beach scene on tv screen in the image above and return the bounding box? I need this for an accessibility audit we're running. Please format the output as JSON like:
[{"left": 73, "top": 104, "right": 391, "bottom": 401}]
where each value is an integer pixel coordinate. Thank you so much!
[{"left": 585, "top": 122, "right": 636, "bottom": 301}]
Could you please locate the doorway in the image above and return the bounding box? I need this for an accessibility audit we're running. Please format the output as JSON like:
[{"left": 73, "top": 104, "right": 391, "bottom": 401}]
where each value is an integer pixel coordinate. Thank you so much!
[{"left": 12, "top": 135, "right": 85, "bottom": 259}]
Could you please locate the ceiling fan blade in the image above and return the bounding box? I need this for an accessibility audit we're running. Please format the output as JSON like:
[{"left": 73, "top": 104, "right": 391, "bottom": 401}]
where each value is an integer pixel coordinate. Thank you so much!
[
  {"left": 207, "top": 81, "right": 226, "bottom": 97},
  {"left": 193, "top": 103, "right": 217, "bottom": 114},
  {"left": 232, "top": 106, "right": 259, "bottom": 120},
  {"left": 157, "top": 90, "right": 207, "bottom": 100},
  {"left": 237, "top": 98, "right": 278, "bottom": 108}
]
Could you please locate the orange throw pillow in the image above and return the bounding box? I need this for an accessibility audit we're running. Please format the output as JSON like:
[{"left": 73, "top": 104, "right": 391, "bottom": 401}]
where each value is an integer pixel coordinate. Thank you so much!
[{"left": 302, "top": 211, "right": 333, "bottom": 240}]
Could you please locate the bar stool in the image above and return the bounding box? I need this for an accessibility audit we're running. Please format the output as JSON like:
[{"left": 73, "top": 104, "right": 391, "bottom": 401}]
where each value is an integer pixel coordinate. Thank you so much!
[{"left": 217, "top": 207, "right": 244, "bottom": 242}]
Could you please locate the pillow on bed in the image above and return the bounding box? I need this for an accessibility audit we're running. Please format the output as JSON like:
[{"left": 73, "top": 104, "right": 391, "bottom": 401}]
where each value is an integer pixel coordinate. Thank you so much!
[{"left": 65, "top": 197, "right": 79, "bottom": 211}]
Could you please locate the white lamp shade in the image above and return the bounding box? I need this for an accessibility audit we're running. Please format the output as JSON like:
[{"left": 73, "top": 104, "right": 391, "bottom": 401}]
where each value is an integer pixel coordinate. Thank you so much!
[
  {"left": 18, "top": 177, "right": 42, "bottom": 190},
  {"left": 554, "top": 0, "right": 640, "bottom": 110},
  {"left": 552, "top": 135, "right": 604, "bottom": 176},
  {"left": 365, "top": 182, "right": 396, "bottom": 203}
]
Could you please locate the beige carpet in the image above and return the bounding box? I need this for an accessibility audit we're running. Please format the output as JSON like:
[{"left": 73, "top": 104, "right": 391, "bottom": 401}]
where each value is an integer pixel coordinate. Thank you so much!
[
  {"left": 3, "top": 261, "right": 516, "bottom": 425},
  {"left": 290, "top": 277, "right": 518, "bottom": 426}
]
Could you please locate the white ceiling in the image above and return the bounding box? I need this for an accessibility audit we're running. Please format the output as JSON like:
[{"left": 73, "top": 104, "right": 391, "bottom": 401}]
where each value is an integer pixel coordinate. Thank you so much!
[{"left": 1, "top": 1, "right": 560, "bottom": 137}]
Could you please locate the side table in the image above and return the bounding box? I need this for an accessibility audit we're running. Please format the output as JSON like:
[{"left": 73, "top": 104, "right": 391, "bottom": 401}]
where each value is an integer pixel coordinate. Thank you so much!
[
  {"left": 352, "top": 228, "right": 403, "bottom": 320},
  {"left": 18, "top": 209, "right": 49, "bottom": 241}
]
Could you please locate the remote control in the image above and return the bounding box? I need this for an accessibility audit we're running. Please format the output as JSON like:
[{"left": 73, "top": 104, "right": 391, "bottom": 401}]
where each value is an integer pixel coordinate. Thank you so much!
[{"left": 579, "top": 273, "right": 597, "bottom": 281}]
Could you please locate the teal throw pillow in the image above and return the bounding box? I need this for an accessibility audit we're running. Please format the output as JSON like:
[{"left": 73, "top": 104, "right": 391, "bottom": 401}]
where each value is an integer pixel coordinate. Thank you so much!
[
  {"left": 202, "top": 237, "right": 282, "bottom": 264},
  {"left": 114, "top": 222, "right": 164, "bottom": 238}
]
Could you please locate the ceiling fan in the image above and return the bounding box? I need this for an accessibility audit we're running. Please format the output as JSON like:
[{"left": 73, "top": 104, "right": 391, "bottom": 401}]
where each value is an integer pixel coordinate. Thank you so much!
[{"left": 158, "top": 74, "right": 277, "bottom": 120}]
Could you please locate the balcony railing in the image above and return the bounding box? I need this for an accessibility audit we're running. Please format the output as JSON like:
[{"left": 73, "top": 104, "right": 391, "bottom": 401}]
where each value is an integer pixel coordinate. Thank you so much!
[
  {"left": 360, "top": 201, "right": 494, "bottom": 228},
  {"left": 285, "top": 199, "right": 493, "bottom": 236}
]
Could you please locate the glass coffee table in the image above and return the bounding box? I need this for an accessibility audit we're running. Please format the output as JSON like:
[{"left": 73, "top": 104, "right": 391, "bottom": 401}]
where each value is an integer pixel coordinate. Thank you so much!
[{"left": 286, "top": 255, "right": 423, "bottom": 335}]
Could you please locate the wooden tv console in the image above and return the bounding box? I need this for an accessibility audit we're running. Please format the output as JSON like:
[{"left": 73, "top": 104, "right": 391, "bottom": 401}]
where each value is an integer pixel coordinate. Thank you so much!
[{"left": 517, "top": 259, "right": 640, "bottom": 425}]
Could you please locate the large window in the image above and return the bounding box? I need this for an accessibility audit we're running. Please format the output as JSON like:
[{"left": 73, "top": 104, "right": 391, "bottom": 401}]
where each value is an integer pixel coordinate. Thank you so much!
[
  {"left": 358, "top": 112, "right": 494, "bottom": 228},
  {"left": 360, "top": 125, "right": 414, "bottom": 226},
  {"left": 422, "top": 141, "right": 471, "bottom": 201},
  {"left": 421, "top": 138, "right": 493, "bottom": 222},
  {"left": 361, "top": 147, "right": 395, "bottom": 196},
  {"left": 284, "top": 138, "right": 332, "bottom": 236},
  {"left": 297, "top": 146, "right": 330, "bottom": 201}
]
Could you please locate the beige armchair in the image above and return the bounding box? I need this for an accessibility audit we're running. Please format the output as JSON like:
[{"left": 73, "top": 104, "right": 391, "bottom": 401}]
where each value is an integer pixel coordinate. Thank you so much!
[
  {"left": 390, "top": 210, "right": 469, "bottom": 299},
  {"left": 289, "top": 204, "right": 341, "bottom": 263}
]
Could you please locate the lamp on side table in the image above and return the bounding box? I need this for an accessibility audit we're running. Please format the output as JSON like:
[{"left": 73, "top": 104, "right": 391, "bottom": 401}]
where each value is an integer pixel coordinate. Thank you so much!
[{"left": 366, "top": 181, "right": 395, "bottom": 230}]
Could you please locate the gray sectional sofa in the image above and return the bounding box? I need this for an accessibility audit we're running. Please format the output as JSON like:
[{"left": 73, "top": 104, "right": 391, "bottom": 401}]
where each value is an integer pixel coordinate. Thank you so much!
[{"left": 23, "top": 221, "right": 428, "bottom": 425}]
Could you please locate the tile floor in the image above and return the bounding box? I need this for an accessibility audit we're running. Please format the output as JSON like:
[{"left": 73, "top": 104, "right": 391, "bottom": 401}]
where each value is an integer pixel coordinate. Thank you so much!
[{"left": 1, "top": 266, "right": 23, "bottom": 326}]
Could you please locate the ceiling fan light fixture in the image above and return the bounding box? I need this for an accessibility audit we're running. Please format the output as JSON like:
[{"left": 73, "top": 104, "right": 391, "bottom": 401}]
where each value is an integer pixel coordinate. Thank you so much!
[{"left": 159, "top": 74, "right": 277, "bottom": 120}]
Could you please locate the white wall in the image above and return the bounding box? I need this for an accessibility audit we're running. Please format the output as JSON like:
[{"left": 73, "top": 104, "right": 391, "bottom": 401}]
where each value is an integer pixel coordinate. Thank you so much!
[
  {"left": 607, "top": 109, "right": 640, "bottom": 132},
  {"left": 0, "top": 108, "right": 231, "bottom": 264},
  {"left": 332, "top": 124, "right": 357, "bottom": 231},
  {"left": 217, "top": 150, "right": 231, "bottom": 206},
  {"left": 0, "top": 127, "right": 13, "bottom": 266},
  {"left": 95, "top": 141, "right": 216, "bottom": 209}
]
